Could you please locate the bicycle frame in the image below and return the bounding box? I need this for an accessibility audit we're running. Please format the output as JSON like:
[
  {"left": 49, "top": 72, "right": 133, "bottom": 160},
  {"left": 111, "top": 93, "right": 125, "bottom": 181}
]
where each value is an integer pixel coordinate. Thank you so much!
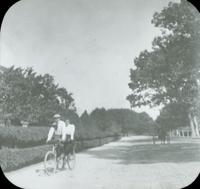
[{"left": 44, "top": 140, "right": 76, "bottom": 174}]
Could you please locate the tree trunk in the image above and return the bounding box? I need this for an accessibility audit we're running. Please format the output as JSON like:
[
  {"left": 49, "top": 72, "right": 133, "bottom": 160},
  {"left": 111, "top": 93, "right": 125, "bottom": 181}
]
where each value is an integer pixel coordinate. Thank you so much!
[
  {"left": 188, "top": 113, "right": 196, "bottom": 137},
  {"left": 193, "top": 116, "right": 200, "bottom": 137}
]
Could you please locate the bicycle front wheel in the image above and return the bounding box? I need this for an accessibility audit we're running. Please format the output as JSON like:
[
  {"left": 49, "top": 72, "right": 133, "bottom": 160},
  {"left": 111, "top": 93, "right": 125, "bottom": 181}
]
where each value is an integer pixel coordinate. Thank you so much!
[
  {"left": 67, "top": 150, "right": 76, "bottom": 170},
  {"left": 44, "top": 151, "right": 56, "bottom": 175}
]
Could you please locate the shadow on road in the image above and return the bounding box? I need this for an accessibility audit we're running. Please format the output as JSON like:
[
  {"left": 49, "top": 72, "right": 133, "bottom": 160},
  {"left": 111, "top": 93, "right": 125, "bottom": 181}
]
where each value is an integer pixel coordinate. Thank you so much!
[
  {"left": 35, "top": 167, "right": 69, "bottom": 177},
  {"left": 84, "top": 138, "right": 200, "bottom": 165}
]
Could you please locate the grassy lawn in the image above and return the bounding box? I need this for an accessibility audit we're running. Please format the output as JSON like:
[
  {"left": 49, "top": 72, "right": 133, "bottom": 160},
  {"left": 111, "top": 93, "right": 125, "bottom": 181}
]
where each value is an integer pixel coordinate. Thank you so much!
[{"left": 123, "top": 142, "right": 200, "bottom": 164}]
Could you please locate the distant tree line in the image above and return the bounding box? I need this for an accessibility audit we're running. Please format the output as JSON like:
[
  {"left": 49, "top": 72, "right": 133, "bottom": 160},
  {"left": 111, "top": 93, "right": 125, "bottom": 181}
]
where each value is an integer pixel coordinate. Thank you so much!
[{"left": 74, "top": 108, "right": 156, "bottom": 138}]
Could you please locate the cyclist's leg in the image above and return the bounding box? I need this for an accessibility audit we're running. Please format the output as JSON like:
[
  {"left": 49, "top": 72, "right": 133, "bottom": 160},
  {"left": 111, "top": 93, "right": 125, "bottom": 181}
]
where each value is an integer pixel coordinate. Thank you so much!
[
  {"left": 56, "top": 143, "right": 64, "bottom": 158},
  {"left": 61, "top": 141, "right": 69, "bottom": 168},
  {"left": 70, "top": 140, "right": 75, "bottom": 154},
  {"left": 64, "top": 141, "right": 70, "bottom": 156}
]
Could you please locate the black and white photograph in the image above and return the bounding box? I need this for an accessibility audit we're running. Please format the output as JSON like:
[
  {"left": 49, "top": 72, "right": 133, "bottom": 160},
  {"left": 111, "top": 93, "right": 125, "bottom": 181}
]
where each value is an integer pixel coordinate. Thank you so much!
[{"left": 0, "top": 0, "right": 200, "bottom": 188}]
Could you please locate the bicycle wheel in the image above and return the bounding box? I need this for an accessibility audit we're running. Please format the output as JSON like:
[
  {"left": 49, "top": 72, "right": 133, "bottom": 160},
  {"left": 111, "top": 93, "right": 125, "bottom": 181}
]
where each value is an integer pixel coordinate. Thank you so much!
[
  {"left": 56, "top": 155, "right": 65, "bottom": 170},
  {"left": 67, "top": 150, "right": 76, "bottom": 170},
  {"left": 62, "top": 156, "right": 68, "bottom": 170},
  {"left": 44, "top": 151, "right": 56, "bottom": 175}
]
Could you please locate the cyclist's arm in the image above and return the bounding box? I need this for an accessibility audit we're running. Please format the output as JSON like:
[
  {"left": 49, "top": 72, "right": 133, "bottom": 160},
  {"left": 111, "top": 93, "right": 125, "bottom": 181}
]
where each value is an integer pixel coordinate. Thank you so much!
[
  {"left": 46, "top": 127, "right": 55, "bottom": 142},
  {"left": 71, "top": 125, "right": 75, "bottom": 140},
  {"left": 61, "top": 126, "right": 66, "bottom": 142},
  {"left": 70, "top": 125, "right": 75, "bottom": 140}
]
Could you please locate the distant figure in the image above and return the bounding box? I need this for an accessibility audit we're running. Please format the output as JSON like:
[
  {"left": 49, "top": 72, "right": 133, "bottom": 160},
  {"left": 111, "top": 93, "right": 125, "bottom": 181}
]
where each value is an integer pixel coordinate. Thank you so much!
[
  {"left": 152, "top": 127, "right": 157, "bottom": 144},
  {"left": 158, "top": 127, "right": 170, "bottom": 144}
]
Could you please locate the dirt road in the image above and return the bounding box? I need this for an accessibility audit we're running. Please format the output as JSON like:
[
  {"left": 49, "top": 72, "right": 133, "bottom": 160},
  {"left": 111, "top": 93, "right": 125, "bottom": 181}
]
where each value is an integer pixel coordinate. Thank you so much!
[{"left": 4, "top": 136, "right": 200, "bottom": 189}]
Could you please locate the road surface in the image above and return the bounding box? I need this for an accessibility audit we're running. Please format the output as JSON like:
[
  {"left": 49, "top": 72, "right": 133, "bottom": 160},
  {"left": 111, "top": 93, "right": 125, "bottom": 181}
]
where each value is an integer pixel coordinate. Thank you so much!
[{"left": 4, "top": 136, "right": 200, "bottom": 189}]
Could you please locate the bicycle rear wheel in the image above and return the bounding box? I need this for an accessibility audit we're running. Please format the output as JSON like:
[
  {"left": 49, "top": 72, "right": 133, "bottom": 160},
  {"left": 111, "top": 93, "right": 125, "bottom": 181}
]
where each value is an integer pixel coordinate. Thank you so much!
[
  {"left": 44, "top": 151, "right": 56, "bottom": 175},
  {"left": 67, "top": 150, "right": 76, "bottom": 170},
  {"left": 56, "top": 155, "right": 65, "bottom": 170}
]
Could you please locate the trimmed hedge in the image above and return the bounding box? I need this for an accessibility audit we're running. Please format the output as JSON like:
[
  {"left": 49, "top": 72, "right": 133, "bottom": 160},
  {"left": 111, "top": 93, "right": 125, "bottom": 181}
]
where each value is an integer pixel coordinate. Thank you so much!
[
  {"left": 0, "top": 126, "right": 121, "bottom": 148},
  {"left": 0, "top": 136, "right": 121, "bottom": 172},
  {"left": 0, "top": 126, "right": 50, "bottom": 148}
]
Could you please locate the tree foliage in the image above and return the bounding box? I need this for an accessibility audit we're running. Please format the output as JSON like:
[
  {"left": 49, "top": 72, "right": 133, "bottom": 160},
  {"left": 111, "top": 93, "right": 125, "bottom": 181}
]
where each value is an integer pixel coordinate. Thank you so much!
[
  {"left": 156, "top": 102, "right": 189, "bottom": 131},
  {"left": 0, "top": 66, "right": 76, "bottom": 125},
  {"left": 127, "top": 0, "right": 200, "bottom": 112}
]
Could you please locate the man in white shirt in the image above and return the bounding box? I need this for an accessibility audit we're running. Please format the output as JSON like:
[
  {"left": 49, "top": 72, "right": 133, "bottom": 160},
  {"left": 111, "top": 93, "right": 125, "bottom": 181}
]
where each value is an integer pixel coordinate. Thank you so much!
[
  {"left": 46, "top": 114, "right": 67, "bottom": 160},
  {"left": 46, "top": 114, "right": 66, "bottom": 142}
]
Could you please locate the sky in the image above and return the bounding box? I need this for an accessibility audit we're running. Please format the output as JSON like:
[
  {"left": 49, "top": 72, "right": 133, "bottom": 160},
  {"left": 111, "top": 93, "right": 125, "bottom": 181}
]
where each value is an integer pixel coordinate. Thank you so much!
[{"left": 0, "top": 0, "right": 180, "bottom": 119}]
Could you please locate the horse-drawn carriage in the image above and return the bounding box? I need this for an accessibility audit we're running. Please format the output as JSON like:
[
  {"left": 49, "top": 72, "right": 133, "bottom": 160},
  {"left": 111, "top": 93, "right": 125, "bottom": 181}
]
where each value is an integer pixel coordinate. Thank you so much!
[{"left": 152, "top": 127, "right": 170, "bottom": 144}]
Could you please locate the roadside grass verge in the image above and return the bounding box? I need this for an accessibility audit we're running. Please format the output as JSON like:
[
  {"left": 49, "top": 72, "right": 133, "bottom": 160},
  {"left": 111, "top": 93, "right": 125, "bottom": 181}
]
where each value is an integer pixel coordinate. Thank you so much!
[
  {"left": 0, "top": 145, "right": 51, "bottom": 172},
  {"left": 85, "top": 137, "right": 200, "bottom": 164}
]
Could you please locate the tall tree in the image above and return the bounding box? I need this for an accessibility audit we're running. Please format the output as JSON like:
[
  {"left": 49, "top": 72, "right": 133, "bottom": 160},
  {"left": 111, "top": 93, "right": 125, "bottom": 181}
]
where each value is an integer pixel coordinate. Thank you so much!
[{"left": 127, "top": 0, "right": 200, "bottom": 137}]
